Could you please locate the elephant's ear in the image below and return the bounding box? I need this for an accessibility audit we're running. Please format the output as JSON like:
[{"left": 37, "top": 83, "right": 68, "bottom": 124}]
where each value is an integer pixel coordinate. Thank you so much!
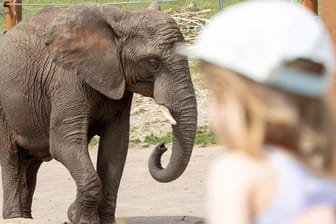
[{"left": 45, "top": 3, "right": 127, "bottom": 100}]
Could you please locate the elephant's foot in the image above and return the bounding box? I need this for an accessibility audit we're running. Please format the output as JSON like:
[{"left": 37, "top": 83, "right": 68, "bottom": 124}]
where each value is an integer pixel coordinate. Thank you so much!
[
  {"left": 99, "top": 216, "right": 116, "bottom": 224},
  {"left": 98, "top": 210, "right": 116, "bottom": 224},
  {"left": 98, "top": 203, "right": 117, "bottom": 224},
  {"left": 100, "top": 218, "right": 116, "bottom": 224},
  {"left": 3, "top": 207, "right": 32, "bottom": 219},
  {"left": 3, "top": 213, "right": 31, "bottom": 219},
  {"left": 68, "top": 200, "right": 100, "bottom": 224}
]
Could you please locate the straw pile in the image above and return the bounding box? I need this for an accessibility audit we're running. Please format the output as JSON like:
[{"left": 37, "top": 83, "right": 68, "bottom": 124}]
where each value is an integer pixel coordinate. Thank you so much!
[{"left": 170, "top": 3, "right": 211, "bottom": 43}]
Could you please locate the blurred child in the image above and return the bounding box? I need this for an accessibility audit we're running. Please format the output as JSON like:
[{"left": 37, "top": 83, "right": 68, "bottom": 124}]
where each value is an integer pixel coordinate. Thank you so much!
[{"left": 183, "top": 1, "right": 336, "bottom": 223}]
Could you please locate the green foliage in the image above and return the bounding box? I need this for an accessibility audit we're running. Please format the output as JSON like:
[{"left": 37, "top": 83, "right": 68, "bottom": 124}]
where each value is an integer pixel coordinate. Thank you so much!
[
  {"left": 87, "top": 127, "right": 217, "bottom": 148},
  {"left": 144, "top": 132, "right": 173, "bottom": 145},
  {"left": 143, "top": 126, "right": 216, "bottom": 147},
  {"left": 130, "top": 138, "right": 141, "bottom": 144},
  {"left": 195, "top": 126, "right": 216, "bottom": 147},
  {"left": 0, "top": 0, "right": 246, "bottom": 33},
  {"left": 0, "top": 17, "right": 4, "bottom": 34}
]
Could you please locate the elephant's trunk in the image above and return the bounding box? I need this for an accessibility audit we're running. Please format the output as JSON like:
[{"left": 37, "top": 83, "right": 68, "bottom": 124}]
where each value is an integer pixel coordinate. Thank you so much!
[{"left": 149, "top": 64, "right": 197, "bottom": 183}]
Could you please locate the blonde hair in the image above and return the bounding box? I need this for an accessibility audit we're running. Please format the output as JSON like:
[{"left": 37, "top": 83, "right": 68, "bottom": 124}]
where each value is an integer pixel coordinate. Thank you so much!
[{"left": 203, "top": 61, "right": 336, "bottom": 174}]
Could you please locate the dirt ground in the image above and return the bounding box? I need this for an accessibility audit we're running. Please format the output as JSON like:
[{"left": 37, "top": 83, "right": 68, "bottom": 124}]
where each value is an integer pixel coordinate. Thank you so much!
[{"left": 0, "top": 146, "right": 224, "bottom": 224}]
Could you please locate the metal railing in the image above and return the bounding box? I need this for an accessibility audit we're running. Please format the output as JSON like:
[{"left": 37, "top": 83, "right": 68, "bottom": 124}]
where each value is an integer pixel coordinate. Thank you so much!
[
  {"left": 2, "top": 0, "right": 178, "bottom": 32},
  {"left": 218, "top": 0, "right": 223, "bottom": 10},
  {"left": 4, "top": 0, "right": 176, "bottom": 7}
]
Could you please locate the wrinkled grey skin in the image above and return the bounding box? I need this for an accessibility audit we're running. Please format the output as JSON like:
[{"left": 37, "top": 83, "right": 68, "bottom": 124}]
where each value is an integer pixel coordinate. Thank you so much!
[{"left": 0, "top": 3, "right": 197, "bottom": 224}]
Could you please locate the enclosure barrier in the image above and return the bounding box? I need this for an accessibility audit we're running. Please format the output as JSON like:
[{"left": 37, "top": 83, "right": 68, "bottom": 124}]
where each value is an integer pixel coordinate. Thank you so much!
[
  {"left": 321, "top": 0, "right": 336, "bottom": 98},
  {"left": 321, "top": 1, "right": 336, "bottom": 47},
  {"left": 4, "top": 0, "right": 21, "bottom": 32},
  {"left": 301, "top": 0, "right": 317, "bottom": 14},
  {"left": 218, "top": 0, "right": 223, "bottom": 10},
  {"left": 2, "top": 0, "right": 176, "bottom": 33},
  {"left": 1, "top": 0, "right": 336, "bottom": 53}
]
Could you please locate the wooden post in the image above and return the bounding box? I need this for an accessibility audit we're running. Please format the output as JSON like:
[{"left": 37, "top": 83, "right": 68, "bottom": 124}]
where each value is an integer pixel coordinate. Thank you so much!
[
  {"left": 321, "top": 0, "right": 336, "bottom": 49},
  {"left": 4, "top": 0, "right": 22, "bottom": 32},
  {"left": 301, "top": 0, "right": 318, "bottom": 14},
  {"left": 321, "top": 0, "right": 336, "bottom": 98}
]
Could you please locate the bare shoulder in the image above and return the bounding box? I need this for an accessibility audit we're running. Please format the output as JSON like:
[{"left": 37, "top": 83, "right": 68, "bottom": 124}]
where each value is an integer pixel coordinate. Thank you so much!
[
  {"left": 207, "top": 151, "right": 277, "bottom": 217},
  {"left": 209, "top": 152, "right": 271, "bottom": 176},
  {"left": 208, "top": 152, "right": 274, "bottom": 185},
  {"left": 293, "top": 204, "right": 336, "bottom": 224}
]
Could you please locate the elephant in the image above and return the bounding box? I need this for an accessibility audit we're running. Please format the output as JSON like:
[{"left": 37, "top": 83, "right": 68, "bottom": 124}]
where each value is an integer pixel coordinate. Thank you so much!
[{"left": 0, "top": 2, "right": 197, "bottom": 224}]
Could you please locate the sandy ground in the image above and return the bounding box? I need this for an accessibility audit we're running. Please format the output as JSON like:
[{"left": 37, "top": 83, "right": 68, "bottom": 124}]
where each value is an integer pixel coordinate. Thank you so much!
[{"left": 0, "top": 146, "right": 224, "bottom": 224}]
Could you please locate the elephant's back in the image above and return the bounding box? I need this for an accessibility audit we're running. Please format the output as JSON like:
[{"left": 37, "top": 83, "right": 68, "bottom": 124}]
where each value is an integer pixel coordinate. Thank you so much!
[
  {"left": 0, "top": 8, "right": 60, "bottom": 147},
  {"left": 6, "top": 6, "right": 60, "bottom": 38},
  {"left": 0, "top": 7, "right": 59, "bottom": 58},
  {"left": 0, "top": 6, "right": 61, "bottom": 86}
]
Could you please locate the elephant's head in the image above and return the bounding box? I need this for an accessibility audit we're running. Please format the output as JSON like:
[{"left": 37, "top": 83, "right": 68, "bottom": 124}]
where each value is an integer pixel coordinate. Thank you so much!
[{"left": 45, "top": 3, "right": 197, "bottom": 182}]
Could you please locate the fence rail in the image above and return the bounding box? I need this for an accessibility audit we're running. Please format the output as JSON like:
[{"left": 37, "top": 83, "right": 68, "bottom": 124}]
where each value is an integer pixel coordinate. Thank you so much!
[
  {"left": 4, "top": 0, "right": 176, "bottom": 7},
  {"left": 218, "top": 0, "right": 223, "bottom": 10},
  {"left": 1, "top": 0, "right": 231, "bottom": 33}
]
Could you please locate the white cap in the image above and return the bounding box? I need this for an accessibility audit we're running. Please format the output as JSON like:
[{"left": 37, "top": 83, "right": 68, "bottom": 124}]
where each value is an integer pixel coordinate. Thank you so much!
[{"left": 183, "top": 0, "right": 335, "bottom": 97}]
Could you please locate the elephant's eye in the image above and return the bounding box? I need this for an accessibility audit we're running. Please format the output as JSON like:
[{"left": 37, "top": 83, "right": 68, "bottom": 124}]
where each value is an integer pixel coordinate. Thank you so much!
[{"left": 148, "top": 58, "right": 161, "bottom": 72}]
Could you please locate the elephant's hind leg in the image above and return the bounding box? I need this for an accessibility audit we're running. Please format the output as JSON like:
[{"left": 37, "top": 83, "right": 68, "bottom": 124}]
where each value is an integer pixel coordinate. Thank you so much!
[
  {"left": 1, "top": 149, "right": 42, "bottom": 218},
  {"left": 0, "top": 115, "right": 42, "bottom": 218}
]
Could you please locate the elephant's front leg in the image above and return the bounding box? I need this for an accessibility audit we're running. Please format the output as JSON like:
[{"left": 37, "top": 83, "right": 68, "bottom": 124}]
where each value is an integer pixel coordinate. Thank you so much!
[
  {"left": 97, "top": 100, "right": 132, "bottom": 224},
  {"left": 50, "top": 115, "right": 102, "bottom": 224}
]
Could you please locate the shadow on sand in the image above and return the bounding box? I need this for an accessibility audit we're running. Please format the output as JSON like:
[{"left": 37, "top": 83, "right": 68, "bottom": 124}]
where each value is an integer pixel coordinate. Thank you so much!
[
  {"left": 118, "top": 216, "right": 204, "bottom": 224},
  {"left": 0, "top": 216, "right": 204, "bottom": 224}
]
